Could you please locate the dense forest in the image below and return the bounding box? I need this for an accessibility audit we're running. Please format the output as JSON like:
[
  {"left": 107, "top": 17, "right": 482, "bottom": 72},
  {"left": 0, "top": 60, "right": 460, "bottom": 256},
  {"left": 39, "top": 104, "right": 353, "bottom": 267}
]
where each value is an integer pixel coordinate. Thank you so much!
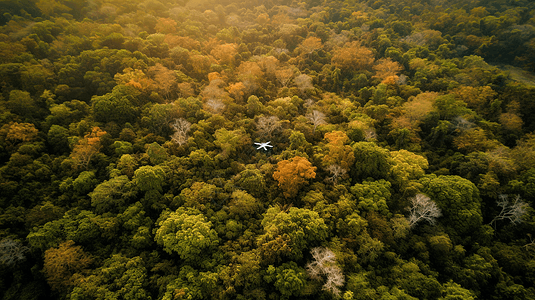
[{"left": 1, "top": 0, "right": 535, "bottom": 299}]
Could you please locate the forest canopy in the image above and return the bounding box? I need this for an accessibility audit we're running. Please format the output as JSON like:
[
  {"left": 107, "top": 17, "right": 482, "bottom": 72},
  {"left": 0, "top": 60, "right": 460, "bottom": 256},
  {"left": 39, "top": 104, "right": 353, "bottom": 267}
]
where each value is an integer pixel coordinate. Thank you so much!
[{"left": 1, "top": 0, "right": 535, "bottom": 299}]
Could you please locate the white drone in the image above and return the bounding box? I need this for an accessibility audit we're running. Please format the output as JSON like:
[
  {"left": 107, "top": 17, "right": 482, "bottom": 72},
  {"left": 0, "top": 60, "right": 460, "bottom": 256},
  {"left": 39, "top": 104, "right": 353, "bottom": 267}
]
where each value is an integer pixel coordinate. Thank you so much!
[{"left": 254, "top": 141, "right": 273, "bottom": 151}]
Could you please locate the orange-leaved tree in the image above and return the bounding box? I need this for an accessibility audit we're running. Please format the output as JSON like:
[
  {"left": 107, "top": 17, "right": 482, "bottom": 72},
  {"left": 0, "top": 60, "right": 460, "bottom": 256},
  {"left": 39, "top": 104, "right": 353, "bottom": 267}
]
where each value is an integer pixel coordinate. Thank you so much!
[
  {"left": 70, "top": 127, "right": 106, "bottom": 169},
  {"left": 114, "top": 68, "right": 154, "bottom": 93},
  {"left": 297, "top": 36, "right": 323, "bottom": 56},
  {"left": 331, "top": 41, "right": 374, "bottom": 72},
  {"left": 148, "top": 63, "right": 177, "bottom": 100},
  {"left": 273, "top": 156, "right": 316, "bottom": 198},
  {"left": 323, "top": 131, "right": 355, "bottom": 170},
  {"left": 372, "top": 58, "right": 403, "bottom": 84},
  {"left": 210, "top": 43, "right": 238, "bottom": 66}
]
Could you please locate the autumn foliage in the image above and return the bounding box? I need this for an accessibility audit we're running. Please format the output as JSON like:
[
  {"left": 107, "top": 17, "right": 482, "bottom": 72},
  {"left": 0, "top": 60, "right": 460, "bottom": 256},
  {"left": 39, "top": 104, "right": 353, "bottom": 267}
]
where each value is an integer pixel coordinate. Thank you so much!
[
  {"left": 273, "top": 156, "right": 317, "bottom": 198},
  {"left": 373, "top": 58, "right": 403, "bottom": 84},
  {"left": 43, "top": 240, "right": 92, "bottom": 292},
  {"left": 70, "top": 127, "right": 107, "bottom": 169},
  {"left": 323, "top": 131, "right": 355, "bottom": 170},
  {"left": 331, "top": 41, "right": 375, "bottom": 71},
  {"left": 3, "top": 0, "right": 535, "bottom": 299}
]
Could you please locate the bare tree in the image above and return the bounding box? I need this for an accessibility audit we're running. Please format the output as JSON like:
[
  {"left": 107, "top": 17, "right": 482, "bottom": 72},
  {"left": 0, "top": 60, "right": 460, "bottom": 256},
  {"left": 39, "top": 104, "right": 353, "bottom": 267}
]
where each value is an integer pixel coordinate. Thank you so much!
[
  {"left": 205, "top": 99, "right": 226, "bottom": 114},
  {"left": 524, "top": 234, "right": 535, "bottom": 251},
  {"left": 275, "top": 67, "right": 295, "bottom": 87},
  {"left": 170, "top": 118, "right": 191, "bottom": 146},
  {"left": 294, "top": 73, "right": 314, "bottom": 94},
  {"left": 491, "top": 194, "right": 530, "bottom": 228},
  {"left": 0, "top": 238, "right": 29, "bottom": 267},
  {"left": 306, "top": 247, "right": 344, "bottom": 297},
  {"left": 256, "top": 115, "right": 281, "bottom": 138},
  {"left": 325, "top": 164, "right": 346, "bottom": 185},
  {"left": 407, "top": 194, "right": 442, "bottom": 228},
  {"left": 303, "top": 98, "right": 315, "bottom": 110},
  {"left": 306, "top": 110, "right": 327, "bottom": 135}
]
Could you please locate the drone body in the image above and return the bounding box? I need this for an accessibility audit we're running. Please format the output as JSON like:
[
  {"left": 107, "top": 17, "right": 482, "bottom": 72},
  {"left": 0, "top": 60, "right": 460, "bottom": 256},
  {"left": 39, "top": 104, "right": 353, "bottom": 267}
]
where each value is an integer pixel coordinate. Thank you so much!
[{"left": 254, "top": 141, "right": 273, "bottom": 151}]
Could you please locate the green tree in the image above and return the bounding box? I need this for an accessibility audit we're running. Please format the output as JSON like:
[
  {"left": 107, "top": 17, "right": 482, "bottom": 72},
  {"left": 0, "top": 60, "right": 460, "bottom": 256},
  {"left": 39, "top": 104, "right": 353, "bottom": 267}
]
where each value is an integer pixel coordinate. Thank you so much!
[
  {"left": 155, "top": 207, "right": 219, "bottom": 262},
  {"left": 257, "top": 206, "right": 328, "bottom": 262},
  {"left": 213, "top": 128, "right": 251, "bottom": 159},
  {"left": 234, "top": 168, "right": 266, "bottom": 198},
  {"left": 389, "top": 150, "right": 428, "bottom": 193},
  {"left": 161, "top": 265, "right": 221, "bottom": 300},
  {"left": 265, "top": 262, "right": 307, "bottom": 299},
  {"left": 419, "top": 175, "right": 483, "bottom": 237},
  {"left": 6, "top": 90, "right": 44, "bottom": 121},
  {"left": 69, "top": 255, "right": 151, "bottom": 300},
  {"left": 45, "top": 100, "right": 90, "bottom": 129},
  {"left": 117, "top": 202, "right": 153, "bottom": 250},
  {"left": 351, "top": 182, "right": 391, "bottom": 217},
  {"left": 133, "top": 165, "right": 165, "bottom": 192},
  {"left": 440, "top": 280, "right": 476, "bottom": 300},
  {"left": 117, "top": 154, "right": 138, "bottom": 178},
  {"left": 219, "top": 250, "right": 264, "bottom": 299},
  {"left": 228, "top": 190, "right": 262, "bottom": 219},
  {"left": 91, "top": 85, "right": 140, "bottom": 124},
  {"left": 72, "top": 171, "right": 97, "bottom": 195},
  {"left": 178, "top": 181, "right": 219, "bottom": 212},
  {"left": 47, "top": 125, "right": 70, "bottom": 154},
  {"left": 142, "top": 103, "right": 180, "bottom": 135},
  {"left": 390, "top": 260, "right": 442, "bottom": 299},
  {"left": 146, "top": 142, "right": 168, "bottom": 165},
  {"left": 90, "top": 175, "right": 138, "bottom": 214},
  {"left": 351, "top": 142, "right": 391, "bottom": 182},
  {"left": 112, "top": 141, "right": 133, "bottom": 156}
]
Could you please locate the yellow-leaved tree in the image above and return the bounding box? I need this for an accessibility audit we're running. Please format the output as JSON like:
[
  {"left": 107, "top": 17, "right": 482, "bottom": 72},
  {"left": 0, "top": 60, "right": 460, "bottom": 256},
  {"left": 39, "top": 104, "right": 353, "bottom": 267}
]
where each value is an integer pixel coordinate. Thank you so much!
[
  {"left": 70, "top": 127, "right": 106, "bottom": 169},
  {"left": 43, "top": 240, "right": 92, "bottom": 292}
]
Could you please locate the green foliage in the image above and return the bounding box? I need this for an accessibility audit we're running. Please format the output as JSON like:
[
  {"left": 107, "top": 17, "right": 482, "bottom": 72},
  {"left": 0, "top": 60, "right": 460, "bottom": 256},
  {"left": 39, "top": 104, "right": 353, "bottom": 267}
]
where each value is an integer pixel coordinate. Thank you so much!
[
  {"left": 117, "top": 202, "right": 153, "bottom": 249},
  {"left": 419, "top": 175, "right": 483, "bottom": 237},
  {"left": 112, "top": 141, "right": 133, "bottom": 156},
  {"left": 228, "top": 190, "right": 262, "bottom": 219},
  {"left": 350, "top": 180, "right": 392, "bottom": 216},
  {"left": 117, "top": 154, "right": 138, "bottom": 178},
  {"left": 389, "top": 150, "right": 428, "bottom": 191},
  {"left": 90, "top": 175, "right": 138, "bottom": 214},
  {"left": 68, "top": 255, "right": 151, "bottom": 300},
  {"left": 47, "top": 125, "right": 70, "bottom": 154},
  {"left": 351, "top": 142, "right": 391, "bottom": 182},
  {"left": 154, "top": 207, "right": 219, "bottom": 262},
  {"left": 234, "top": 168, "right": 266, "bottom": 198},
  {"left": 440, "top": 280, "right": 476, "bottom": 300},
  {"left": 390, "top": 260, "right": 442, "bottom": 299},
  {"left": 72, "top": 171, "right": 97, "bottom": 195},
  {"left": 2, "top": 0, "right": 535, "bottom": 298},
  {"left": 133, "top": 165, "right": 165, "bottom": 192},
  {"left": 213, "top": 128, "right": 250, "bottom": 160},
  {"left": 257, "top": 207, "right": 328, "bottom": 262},
  {"left": 161, "top": 265, "right": 220, "bottom": 300},
  {"left": 91, "top": 85, "right": 140, "bottom": 124},
  {"left": 265, "top": 262, "right": 307, "bottom": 299},
  {"left": 146, "top": 142, "right": 168, "bottom": 165}
]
